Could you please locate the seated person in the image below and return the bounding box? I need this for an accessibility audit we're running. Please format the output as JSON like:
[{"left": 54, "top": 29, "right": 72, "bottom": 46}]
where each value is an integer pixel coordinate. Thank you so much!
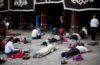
[
  {"left": 61, "top": 44, "right": 92, "bottom": 64},
  {"left": 79, "top": 27, "right": 88, "bottom": 39},
  {"left": 37, "top": 27, "right": 42, "bottom": 36},
  {"left": 69, "top": 33, "right": 81, "bottom": 47},
  {"left": 32, "top": 28, "right": 41, "bottom": 39},
  {"left": 5, "top": 37, "right": 20, "bottom": 56}
]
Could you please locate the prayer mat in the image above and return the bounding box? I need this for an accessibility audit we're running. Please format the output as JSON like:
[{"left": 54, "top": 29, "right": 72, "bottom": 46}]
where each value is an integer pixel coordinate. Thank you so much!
[
  {"left": 7, "top": 33, "right": 21, "bottom": 36},
  {"left": 88, "top": 42, "right": 99, "bottom": 46}
]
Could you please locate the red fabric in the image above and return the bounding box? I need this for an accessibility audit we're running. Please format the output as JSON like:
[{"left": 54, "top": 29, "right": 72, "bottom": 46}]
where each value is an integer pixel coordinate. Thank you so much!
[
  {"left": 7, "top": 55, "right": 15, "bottom": 59},
  {"left": 63, "top": 37, "right": 68, "bottom": 42},
  {"left": 14, "top": 51, "right": 24, "bottom": 58},
  {"left": 8, "top": 51, "right": 24, "bottom": 58},
  {"left": 58, "top": 28, "right": 63, "bottom": 35}
]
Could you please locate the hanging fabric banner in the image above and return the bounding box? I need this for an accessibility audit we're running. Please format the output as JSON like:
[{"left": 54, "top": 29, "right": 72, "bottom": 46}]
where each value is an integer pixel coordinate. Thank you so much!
[
  {"left": 49, "top": 0, "right": 62, "bottom": 3},
  {"left": 0, "top": 0, "right": 8, "bottom": 12},
  {"left": 63, "top": 0, "right": 100, "bottom": 11},
  {"left": 50, "top": 0, "right": 61, "bottom": 1},
  {"left": 9, "top": 0, "right": 34, "bottom": 11},
  {"left": 35, "top": 0, "right": 62, "bottom": 4}
]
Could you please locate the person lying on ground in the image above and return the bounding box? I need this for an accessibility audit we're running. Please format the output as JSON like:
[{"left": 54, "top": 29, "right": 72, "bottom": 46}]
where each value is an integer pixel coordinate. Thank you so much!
[
  {"left": 33, "top": 44, "right": 57, "bottom": 58},
  {"left": 61, "top": 44, "right": 92, "bottom": 64}
]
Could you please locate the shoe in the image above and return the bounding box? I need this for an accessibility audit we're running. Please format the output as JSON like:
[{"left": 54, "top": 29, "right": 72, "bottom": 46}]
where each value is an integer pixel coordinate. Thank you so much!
[
  {"left": 61, "top": 61, "right": 68, "bottom": 64},
  {"left": 22, "top": 53, "right": 30, "bottom": 60}
]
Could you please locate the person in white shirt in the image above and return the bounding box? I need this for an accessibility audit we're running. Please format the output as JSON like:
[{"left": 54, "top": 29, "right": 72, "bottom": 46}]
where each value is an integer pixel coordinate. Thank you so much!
[
  {"left": 62, "top": 44, "right": 90, "bottom": 57},
  {"left": 32, "top": 28, "right": 41, "bottom": 39},
  {"left": 5, "top": 37, "right": 20, "bottom": 55},
  {"left": 90, "top": 15, "right": 99, "bottom": 40},
  {"left": 61, "top": 43, "right": 92, "bottom": 64}
]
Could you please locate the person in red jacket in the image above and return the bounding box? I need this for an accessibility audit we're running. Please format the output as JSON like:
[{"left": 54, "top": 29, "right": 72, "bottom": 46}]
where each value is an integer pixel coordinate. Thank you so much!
[{"left": 58, "top": 28, "right": 64, "bottom": 44}]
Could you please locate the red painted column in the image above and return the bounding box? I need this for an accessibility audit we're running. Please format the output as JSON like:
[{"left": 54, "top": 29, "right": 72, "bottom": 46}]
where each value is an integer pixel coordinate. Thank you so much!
[
  {"left": 40, "top": 5, "right": 47, "bottom": 31},
  {"left": 70, "top": 11, "right": 80, "bottom": 33},
  {"left": 19, "top": 13, "right": 25, "bottom": 29}
]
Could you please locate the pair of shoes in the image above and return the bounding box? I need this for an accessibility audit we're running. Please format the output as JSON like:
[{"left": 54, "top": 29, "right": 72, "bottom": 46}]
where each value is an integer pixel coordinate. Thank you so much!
[
  {"left": 22, "top": 56, "right": 30, "bottom": 60},
  {"left": 61, "top": 61, "right": 68, "bottom": 64}
]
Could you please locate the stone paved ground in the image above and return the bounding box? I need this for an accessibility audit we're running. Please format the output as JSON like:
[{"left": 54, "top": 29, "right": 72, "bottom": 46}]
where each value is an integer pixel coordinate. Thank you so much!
[{"left": 1, "top": 29, "right": 100, "bottom": 65}]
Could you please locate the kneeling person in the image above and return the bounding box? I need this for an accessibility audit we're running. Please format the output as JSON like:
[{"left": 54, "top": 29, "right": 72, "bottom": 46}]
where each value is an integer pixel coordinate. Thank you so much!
[{"left": 32, "top": 28, "right": 41, "bottom": 39}]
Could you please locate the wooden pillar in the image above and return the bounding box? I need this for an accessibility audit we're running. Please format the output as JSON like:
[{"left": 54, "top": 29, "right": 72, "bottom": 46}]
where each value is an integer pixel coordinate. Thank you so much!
[
  {"left": 19, "top": 13, "right": 25, "bottom": 29},
  {"left": 70, "top": 11, "right": 80, "bottom": 33},
  {"left": 40, "top": 5, "right": 47, "bottom": 31}
]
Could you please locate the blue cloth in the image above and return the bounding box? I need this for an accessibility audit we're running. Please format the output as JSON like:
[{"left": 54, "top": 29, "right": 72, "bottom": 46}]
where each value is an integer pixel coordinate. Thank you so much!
[{"left": 35, "top": 16, "right": 40, "bottom": 28}]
